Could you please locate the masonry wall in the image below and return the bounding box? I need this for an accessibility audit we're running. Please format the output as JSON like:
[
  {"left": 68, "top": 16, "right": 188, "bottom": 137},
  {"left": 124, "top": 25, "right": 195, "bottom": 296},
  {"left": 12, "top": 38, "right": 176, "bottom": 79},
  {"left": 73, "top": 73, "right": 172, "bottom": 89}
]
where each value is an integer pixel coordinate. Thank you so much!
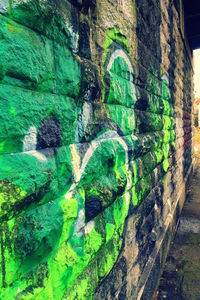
[{"left": 0, "top": 0, "right": 194, "bottom": 299}]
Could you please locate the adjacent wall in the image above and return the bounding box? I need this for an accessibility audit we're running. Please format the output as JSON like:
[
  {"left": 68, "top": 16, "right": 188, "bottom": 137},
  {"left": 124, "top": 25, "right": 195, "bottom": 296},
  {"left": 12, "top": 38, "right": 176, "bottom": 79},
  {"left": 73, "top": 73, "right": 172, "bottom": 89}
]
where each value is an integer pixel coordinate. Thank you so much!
[{"left": 0, "top": 0, "right": 194, "bottom": 299}]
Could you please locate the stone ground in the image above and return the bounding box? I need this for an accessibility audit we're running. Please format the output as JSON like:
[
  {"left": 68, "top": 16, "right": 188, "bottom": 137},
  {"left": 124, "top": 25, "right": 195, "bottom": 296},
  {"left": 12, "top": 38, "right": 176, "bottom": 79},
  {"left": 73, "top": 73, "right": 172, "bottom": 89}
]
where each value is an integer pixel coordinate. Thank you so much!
[{"left": 156, "top": 128, "right": 200, "bottom": 300}]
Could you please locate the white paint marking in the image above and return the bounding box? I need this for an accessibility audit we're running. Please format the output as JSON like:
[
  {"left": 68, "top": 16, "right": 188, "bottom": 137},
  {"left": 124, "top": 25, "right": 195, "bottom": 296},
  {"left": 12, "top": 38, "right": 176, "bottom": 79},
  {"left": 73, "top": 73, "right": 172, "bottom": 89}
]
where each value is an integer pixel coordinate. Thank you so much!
[
  {"left": 75, "top": 102, "right": 93, "bottom": 142},
  {"left": 85, "top": 221, "right": 95, "bottom": 234},
  {"left": 23, "top": 126, "right": 37, "bottom": 152},
  {"left": 161, "top": 73, "right": 169, "bottom": 84},
  {"left": 74, "top": 209, "right": 85, "bottom": 237},
  {"left": 24, "top": 150, "right": 47, "bottom": 162},
  {"left": 23, "top": 126, "right": 47, "bottom": 161},
  {"left": 107, "top": 49, "right": 137, "bottom": 104},
  {"left": 66, "top": 48, "right": 138, "bottom": 235},
  {"left": 70, "top": 144, "right": 81, "bottom": 182},
  {"left": 65, "top": 20, "right": 79, "bottom": 52},
  {"left": 65, "top": 130, "right": 131, "bottom": 201}
]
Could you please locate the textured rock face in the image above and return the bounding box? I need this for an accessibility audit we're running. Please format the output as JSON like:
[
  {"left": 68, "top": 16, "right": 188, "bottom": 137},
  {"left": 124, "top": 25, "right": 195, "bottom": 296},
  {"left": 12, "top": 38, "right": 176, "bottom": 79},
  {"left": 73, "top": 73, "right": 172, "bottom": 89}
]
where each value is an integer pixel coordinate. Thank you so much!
[{"left": 0, "top": 0, "right": 194, "bottom": 299}]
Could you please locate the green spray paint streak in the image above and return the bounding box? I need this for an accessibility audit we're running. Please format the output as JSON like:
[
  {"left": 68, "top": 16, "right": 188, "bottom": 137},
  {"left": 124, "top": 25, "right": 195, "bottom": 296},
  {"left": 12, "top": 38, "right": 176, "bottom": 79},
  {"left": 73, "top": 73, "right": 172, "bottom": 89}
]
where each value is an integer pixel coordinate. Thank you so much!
[
  {"left": 102, "top": 28, "right": 130, "bottom": 105},
  {"left": 0, "top": 1, "right": 175, "bottom": 298},
  {"left": 0, "top": 5, "right": 135, "bottom": 296}
]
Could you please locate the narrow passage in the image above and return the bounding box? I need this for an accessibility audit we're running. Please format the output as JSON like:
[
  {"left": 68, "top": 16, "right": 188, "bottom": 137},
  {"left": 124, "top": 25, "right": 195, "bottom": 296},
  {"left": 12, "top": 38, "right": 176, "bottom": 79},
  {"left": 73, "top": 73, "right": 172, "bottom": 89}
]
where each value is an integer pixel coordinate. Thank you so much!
[{"left": 157, "top": 129, "right": 200, "bottom": 300}]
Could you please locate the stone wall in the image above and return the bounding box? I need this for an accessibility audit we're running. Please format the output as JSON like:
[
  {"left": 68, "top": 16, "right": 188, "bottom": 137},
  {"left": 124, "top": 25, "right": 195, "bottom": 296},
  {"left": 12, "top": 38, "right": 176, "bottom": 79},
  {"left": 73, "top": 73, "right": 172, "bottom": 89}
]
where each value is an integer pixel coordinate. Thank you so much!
[{"left": 0, "top": 0, "right": 194, "bottom": 299}]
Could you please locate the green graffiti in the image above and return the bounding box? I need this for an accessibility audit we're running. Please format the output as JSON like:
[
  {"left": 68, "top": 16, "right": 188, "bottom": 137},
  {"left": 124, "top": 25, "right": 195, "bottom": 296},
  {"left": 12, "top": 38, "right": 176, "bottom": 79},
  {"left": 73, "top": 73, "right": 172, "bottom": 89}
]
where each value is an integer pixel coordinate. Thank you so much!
[
  {"left": 0, "top": 2, "right": 135, "bottom": 296},
  {"left": 0, "top": 1, "right": 175, "bottom": 299},
  {"left": 161, "top": 74, "right": 175, "bottom": 172}
]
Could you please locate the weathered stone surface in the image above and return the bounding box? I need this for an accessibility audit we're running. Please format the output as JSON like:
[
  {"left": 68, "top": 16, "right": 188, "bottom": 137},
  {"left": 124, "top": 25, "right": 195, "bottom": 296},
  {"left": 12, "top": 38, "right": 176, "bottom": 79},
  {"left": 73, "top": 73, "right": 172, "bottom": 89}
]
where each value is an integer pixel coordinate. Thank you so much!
[{"left": 0, "top": 0, "right": 194, "bottom": 299}]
